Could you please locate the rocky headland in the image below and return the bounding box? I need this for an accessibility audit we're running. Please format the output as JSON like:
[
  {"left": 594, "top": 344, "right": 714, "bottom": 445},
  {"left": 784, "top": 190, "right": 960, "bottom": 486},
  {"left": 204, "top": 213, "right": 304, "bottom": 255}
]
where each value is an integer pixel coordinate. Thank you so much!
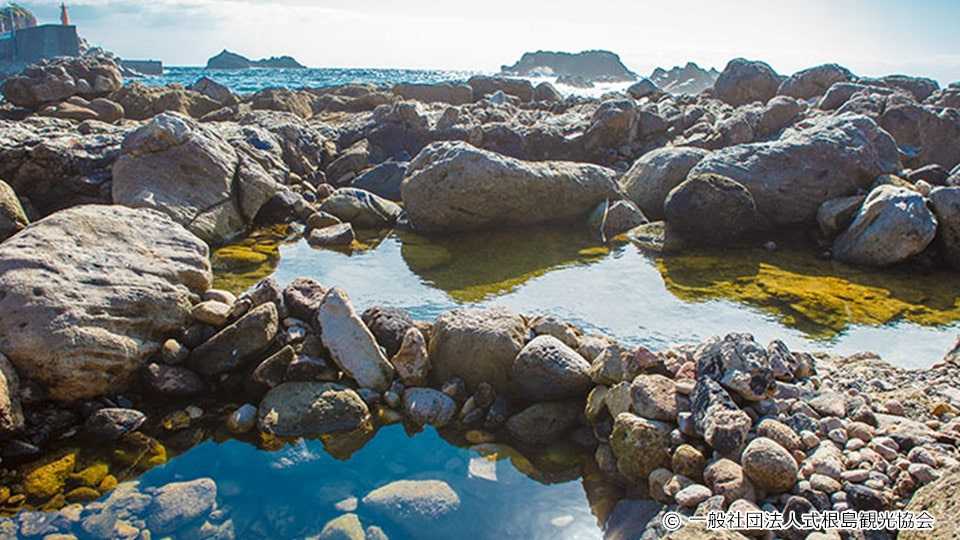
[
  {"left": 205, "top": 50, "right": 307, "bottom": 70},
  {"left": 499, "top": 50, "right": 637, "bottom": 82},
  {"left": 0, "top": 53, "right": 958, "bottom": 538}
]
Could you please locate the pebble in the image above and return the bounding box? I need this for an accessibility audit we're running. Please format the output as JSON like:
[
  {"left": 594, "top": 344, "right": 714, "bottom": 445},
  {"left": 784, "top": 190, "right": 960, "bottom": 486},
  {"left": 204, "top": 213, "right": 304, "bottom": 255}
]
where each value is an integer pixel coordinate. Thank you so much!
[
  {"left": 161, "top": 339, "right": 189, "bottom": 365},
  {"left": 675, "top": 484, "right": 712, "bottom": 508},
  {"left": 884, "top": 399, "right": 905, "bottom": 415},
  {"left": 800, "top": 431, "right": 820, "bottom": 449},
  {"left": 810, "top": 474, "right": 841, "bottom": 493},
  {"left": 908, "top": 463, "right": 939, "bottom": 484}
]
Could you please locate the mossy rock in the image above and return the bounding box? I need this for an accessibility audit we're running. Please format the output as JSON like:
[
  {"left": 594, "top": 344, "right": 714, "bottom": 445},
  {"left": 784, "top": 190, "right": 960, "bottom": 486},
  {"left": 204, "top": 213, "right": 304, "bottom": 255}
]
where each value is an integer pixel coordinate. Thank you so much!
[
  {"left": 22, "top": 451, "right": 76, "bottom": 499},
  {"left": 98, "top": 474, "right": 118, "bottom": 492},
  {"left": 160, "top": 410, "right": 192, "bottom": 431},
  {"left": 0, "top": 486, "right": 9, "bottom": 504},
  {"left": 68, "top": 462, "right": 109, "bottom": 488},
  {"left": 39, "top": 493, "right": 65, "bottom": 511},
  {"left": 113, "top": 432, "right": 167, "bottom": 470},
  {"left": 65, "top": 486, "right": 101, "bottom": 503}
]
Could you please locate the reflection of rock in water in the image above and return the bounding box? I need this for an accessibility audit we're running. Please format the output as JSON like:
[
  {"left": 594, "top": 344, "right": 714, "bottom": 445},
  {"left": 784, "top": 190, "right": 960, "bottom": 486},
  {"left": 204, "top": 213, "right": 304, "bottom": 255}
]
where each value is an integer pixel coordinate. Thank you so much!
[
  {"left": 657, "top": 244, "right": 960, "bottom": 337},
  {"left": 399, "top": 227, "right": 609, "bottom": 302}
]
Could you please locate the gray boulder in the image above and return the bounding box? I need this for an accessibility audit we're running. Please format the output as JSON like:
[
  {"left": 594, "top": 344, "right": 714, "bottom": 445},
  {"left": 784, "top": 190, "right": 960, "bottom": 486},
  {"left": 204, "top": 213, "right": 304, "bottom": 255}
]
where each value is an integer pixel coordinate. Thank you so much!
[
  {"left": 402, "top": 141, "right": 620, "bottom": 232},
  {"left": 467, "top": 76, "right": 534, "bottom": 102},
  {"left": 392, "top": 82, "right": 473, "bottom": 105},
  {"left": 664, "top": 173, "right": 761, "bottom": 245},
  {"left": 362, "top": 480, "right": 461, "bottom": 536},
  {"left": 533, "top": 82, "right": 563, "bottom": 102},
  {"left": 402, "top": 387, "right": 456, "bottom": 427},
  {"left": 817, "top": 195, "right": 865, "bottom": 238},
  {"left": 0, "top": 205, "right": 211, "bottom": 400},
  {"left": 317, "top": 288, "right": 395, "bottom": 391},
  {"left": 620, "top": 146, "right": 711, "bottom": 220},
  {"left": 694, "top": 333, "right": 777, "bottom": 401},
  {"left": 112, "top": 112, "right": 279, "bottom": 245},
  {"left": 257, "top": 382, "right": 370, "bottom": 437},
  {"left": 319, "top": 187, "right": 402, "bottom": 228},
  {"left": 189, "top": 77, "right": 238, "bottom": 106},
  {"left": 505, "top": 400, "right": 582, "bottom": 446},
  {"left": 833, "top": 185, "right": 937, "bottom": 267},
  {"left": 689, "top": 113, "right": 900, "bottom": 227},
  {"left": 3, "top": 56, "right": 123, "bottom": 109},
  {"left": 691, "top": 378, "right": 751, "bottom": 457},
  {"left": 777, "top": 64, "right": 855, "bottom": 100},
  {"left": 713, "top": 58, "right": 781, "bottom": 107},
  {"left": 929, "top": 187, "right": 960, "bottom": 269},
  {"left": 187, "top": 302, "right": 279, "bottom": 375},
  {"left": 511, "top": 335, "right": 592, "bottom": 401},
  {"left": 0, "top": 180, "right": 28, "bottom": 242},
  {"left": 351, "top": 161, "right": 408, "bottom": 202},
  {"left": 428, "top": 307, "right": 528, "bottom": 394},
  {"left": 84, "top": 408, "right": 146, "bottom": 440}
]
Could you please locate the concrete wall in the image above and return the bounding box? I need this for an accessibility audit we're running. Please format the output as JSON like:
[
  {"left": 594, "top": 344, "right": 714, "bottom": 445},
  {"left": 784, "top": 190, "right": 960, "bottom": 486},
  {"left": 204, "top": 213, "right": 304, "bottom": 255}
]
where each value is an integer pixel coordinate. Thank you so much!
[{"left": 11, "top": 25, "right": 79, "bottom": 64}]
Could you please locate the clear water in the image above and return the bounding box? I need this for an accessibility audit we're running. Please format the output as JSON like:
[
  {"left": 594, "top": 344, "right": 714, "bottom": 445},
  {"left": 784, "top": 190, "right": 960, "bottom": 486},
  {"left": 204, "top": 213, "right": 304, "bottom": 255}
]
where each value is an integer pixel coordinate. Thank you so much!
[{"left": 215, "top": 226, "right": 960, "bottom": 370}]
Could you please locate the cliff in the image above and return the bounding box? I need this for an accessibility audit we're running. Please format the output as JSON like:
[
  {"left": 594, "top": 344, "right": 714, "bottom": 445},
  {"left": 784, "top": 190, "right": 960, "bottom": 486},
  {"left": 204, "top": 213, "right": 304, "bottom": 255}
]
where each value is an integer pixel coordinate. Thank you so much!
[
  {"left": 206, "top": 50, "right": 306, "bottom": 70},
  {"left": 500, "top": 50, "right": 637, "bottom": 82}
]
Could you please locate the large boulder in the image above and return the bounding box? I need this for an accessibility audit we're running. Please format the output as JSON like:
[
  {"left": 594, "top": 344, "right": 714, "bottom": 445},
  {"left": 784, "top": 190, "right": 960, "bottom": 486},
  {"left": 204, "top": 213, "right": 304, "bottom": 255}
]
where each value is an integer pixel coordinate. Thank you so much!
[
  {"left": 689, "top": 113, "right": 900, "bottom": 227},
  {"left": 777, "top": 64, "right": 855, "bottom": 100},
  {"left": 257, "top": 382, "right": 370, "bottom": 437},
  {"left": 879, "top": 102, "right": 960, "bottom": 170},
  {"left": 510, "top": 335, "right": 592, "bottom": 401},
  {"left": 467, "top": 76, "right": 534, "bottom": 102},
  {"left": 402, "top": 141, "right": 620, "bottom": 232},
  {"left": 663, "top": 173, "right": 760, "bottom": 245},
  {"left": 428, "top": 307, "right": 528, "bottom": 394},
  {"left": 609, "top": 412, "right": 672, "bottom": 482},
  {"left": 2, "top": 56, "right": 123, "bottom": 109},
  {"left": 189, "top": 77, "right": 238, "bottom": 107},
  {"left": 0, "top": 117, "right": 128, "bottom": 215},
  {"left": 109, "top": 83, "right": 222, "bottom": 121},
  {"left": 833, "top": 185, "right": 937, "bottom": 267},
  {"left": 619, "top": 146, "right": 710, "bottom": 220},
  {"left": 713, "top": 58, "right": 781, "bottom": 107},
  {"left": 317, "top": 287, "right": 395, "bottom": 391},
  {"left": 901, "top": 468, "right": 960, "bottom": 540},
  {"left": 112, "top": 112, "right": 279, "bottom": 245},
  {"left": 351, "top": 161, "right": 408, "bottom": 202},
  {"left": 0, "top": 353, "right": 23, "bottom": 434},
  {"left": 0, "top": 205, "right": 211, "bottom": 400},
  {"left": 250, "top": 88, "right": 314, "bottom": 119},
  {"left": 186, "top": 302, "right": 279, "bottom": 375},
  {"left": 0, "top": 179, "right": 28, "bottom": 242},
  {"left": 929, "top": 187, "right": 960, "bottom": 269}
]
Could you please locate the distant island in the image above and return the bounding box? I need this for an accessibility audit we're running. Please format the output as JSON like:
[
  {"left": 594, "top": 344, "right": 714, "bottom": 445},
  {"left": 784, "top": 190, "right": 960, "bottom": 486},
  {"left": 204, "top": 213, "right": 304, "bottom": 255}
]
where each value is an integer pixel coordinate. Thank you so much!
[
  {"left": 649, "top": 62, "right": 719, "bottom": 95},
  {"left": 206, "top": 49, "right": 306, "bottom": 70},
  {"left": 499, "top": 50, "right": 637, "bottom": 82}
]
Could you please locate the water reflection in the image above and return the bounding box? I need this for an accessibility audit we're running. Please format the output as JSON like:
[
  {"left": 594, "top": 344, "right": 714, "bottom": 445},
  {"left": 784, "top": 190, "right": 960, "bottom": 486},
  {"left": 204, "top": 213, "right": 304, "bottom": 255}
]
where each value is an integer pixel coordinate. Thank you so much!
[{"left": 212, "top": 227, "right": 960, "bottom": 368}]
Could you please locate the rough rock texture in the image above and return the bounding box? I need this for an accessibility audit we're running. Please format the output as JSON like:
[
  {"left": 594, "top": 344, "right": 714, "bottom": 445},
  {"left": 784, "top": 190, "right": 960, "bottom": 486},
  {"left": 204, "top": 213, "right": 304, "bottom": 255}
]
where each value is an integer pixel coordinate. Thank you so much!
[
  {"left": 317, "top": 288, "right": 395, "bottom": 391},
  {"left": 694, "top": 334, "right": 777, "bottom": 402},
  {"left": 319, "top": 187, "right": 402, "bottom": 228},
  {"left": 351, "top": 161, "right": 408, "bottom": 202},
  {"left": 620, "top": 146, "right": 711, "bottom": 220},
  {"left": 145, "top": 478, "right": 217, "bottom": 534},
  {"left": 511, "top": 335, "right": 592, "bottom": 401},
  {"left": 361, "top": 306, "right": 416, "bottom": 358},
  {"left": 901, "top": 468, "right": 960, "bottom": 540},
  {"left": 689, "top": 113, "right": 900, "bottom": 226},
  {"left": 109, "top": 83, "right": 222, "bottom": 121},
  {"left": 428, "top": 307, "right": 528, "bottom": 394},
  {"left": 362, "top": 480, "right": 461, "bottom": 532},
  {"left": 402, "top": 387, "right": 456, "bottom": 427},
  {"left": 817, "top": 195, "right": 865, "bottom": 238},
  {"left": 663, "top": 173, "right": 760, "bottom": 245},
  {"left": 691, "top": 378, "right": 751, "bottom": 457},
  {"left": 0, "top": 353, "right": 23, "bottom": 434},
  {"left": 505, "top": 400, "right": 582, "bottom": 446},
  {"left": 392, "top": 83, "right": 473, "bottom": 105},
  {"left": 402, "top": 141, "right": 619, "bottom": 232},
  {"left": 833, "top": 185, "right": 937, "bottom": 267},
  {"left": 257, "top": 382, "right": 370, "bottom": 437},
  {"left": 2, "top": 56, "right": 123, "bottom": 109},
  {"left": 112, "top": 112, "right": 278, "bottom": 245},
  {"left": 187, "top": 302, "right": 278, "bottom": 375},
  {"left": 0, "top": 205, "right": 211, "bottom": 400},
  {"left": 391, "top": 327, "right": 430, "bottom": 386},
  {"left": 467, "top": 76, "right": 534, "bottom": 102},
  {"left": 713, "top": 58, "right": 781, "bottom": 107},
  {"left": 777, "top": 64, "right": 854, "bottom": 100},
  {"left": 610, "top": 412, "right": 672, "bottom": 482},
  {"left": 0, "top": 179, "right": 28, "bottom": 242},
  {"left": 929, "top": 187, "right": 960, "bottom": 269},
  {"left": 741, "top": 437, "right": 798, "bottom": 494}
]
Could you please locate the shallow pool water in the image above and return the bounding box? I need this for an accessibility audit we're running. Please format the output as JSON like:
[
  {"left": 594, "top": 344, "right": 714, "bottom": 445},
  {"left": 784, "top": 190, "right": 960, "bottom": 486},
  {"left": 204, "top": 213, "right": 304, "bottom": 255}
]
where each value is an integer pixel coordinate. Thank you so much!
[{"left": 214, "top": 226, "right": 960, "bottom": 370}]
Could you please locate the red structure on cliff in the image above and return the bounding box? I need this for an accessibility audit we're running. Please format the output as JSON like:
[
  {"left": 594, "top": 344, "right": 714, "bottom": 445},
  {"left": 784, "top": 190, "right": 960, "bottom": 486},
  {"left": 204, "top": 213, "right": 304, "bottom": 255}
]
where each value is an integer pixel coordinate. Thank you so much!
[{"left": 59, "top": 2, "right": 69, "bottom": 26}]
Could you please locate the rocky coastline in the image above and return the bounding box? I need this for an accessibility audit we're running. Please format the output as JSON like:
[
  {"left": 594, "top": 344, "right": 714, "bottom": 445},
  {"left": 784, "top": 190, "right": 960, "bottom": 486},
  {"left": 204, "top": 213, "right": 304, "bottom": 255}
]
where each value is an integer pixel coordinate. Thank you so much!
[{"left": 0, "top": 53, "right": 958, "bottom": 538}]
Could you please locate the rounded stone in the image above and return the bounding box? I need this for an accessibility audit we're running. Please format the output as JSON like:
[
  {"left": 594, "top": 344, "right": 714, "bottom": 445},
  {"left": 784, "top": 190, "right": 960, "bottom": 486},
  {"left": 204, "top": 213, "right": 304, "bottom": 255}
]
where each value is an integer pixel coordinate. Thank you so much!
[
  {"left": 741, "top": 437, "right": 799, "bottom": 494},
  {"left": 511, "top": 335, "right": 592, "bottom": 401}
]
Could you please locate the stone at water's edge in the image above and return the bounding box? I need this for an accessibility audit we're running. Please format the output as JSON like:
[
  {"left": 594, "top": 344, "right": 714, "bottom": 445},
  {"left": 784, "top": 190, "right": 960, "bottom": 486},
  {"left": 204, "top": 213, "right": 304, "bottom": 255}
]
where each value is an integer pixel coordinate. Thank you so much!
[
  {"left": 428, "top": 306, "right": 528, "bottom": 394},
  {"left": 609, "top": 412, "right": 673, "bottom": 482},
  {"left": 619, "top": 146, "right": 711, "bottom": 220},
  {"left": 510, "top": 335, "right": 592, "bottom": 401},
  {"left": 689, "top": 113, "right": 900, "bottom": 227},
  {"left": 664, "top": 173, "right": 761, "bottom": 245},
  {"left": 0, "top": 205, "right": 211, "bottom": 401},
  {"left": 317, "top": 288, "right": 395, "bottom": 391},
  {"left": 145, "top": 478, "right": 217, "bottom": 535},
  {"left": 187, "top": 302, "right": 279, "bottom": 375},
  {"left": 257, "top": 382, "right": 370, "bottom": 437},
  {"left": 401, "top": 141, "right": 620, "bottom": 232},
  {"left": 112, "top": 112, "right": 279, "bottom": 245},
  {"left": 929, "top": 187, "right": 960, "bottom": 270},
  {"left": 833, "top": 185, "right": 937, "bottom": 267}
]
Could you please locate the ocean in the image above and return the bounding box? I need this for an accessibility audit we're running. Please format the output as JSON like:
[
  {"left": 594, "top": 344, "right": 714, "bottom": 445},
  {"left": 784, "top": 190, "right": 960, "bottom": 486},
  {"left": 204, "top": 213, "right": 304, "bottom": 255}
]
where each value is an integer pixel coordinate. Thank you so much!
[{"left": 136, "top": 66, "right": 635, "bottom": 98}]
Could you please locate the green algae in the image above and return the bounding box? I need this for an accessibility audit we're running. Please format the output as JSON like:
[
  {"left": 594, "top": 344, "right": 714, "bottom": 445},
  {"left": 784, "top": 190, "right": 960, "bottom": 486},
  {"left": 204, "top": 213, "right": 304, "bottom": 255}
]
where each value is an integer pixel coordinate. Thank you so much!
[
  {"left": 211, "top": 225, "right": 293, "bottom": 294},
  {"left": 657, "top": 246, "right": 960, "bottom": 338}
]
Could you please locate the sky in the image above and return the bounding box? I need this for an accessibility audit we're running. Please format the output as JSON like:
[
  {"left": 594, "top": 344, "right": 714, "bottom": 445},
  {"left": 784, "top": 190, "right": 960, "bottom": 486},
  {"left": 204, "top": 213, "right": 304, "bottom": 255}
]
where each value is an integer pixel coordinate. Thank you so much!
[{"left": 18, "top": 0, "right": 960, "bottom": 83}]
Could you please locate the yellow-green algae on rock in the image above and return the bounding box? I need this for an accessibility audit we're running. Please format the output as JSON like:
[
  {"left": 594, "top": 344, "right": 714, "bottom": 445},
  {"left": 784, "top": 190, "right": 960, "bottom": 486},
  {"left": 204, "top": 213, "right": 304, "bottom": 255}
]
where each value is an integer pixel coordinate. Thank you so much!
[
  {"left": 656, "top": 246, "right": 960, "bottom": 338},
  {"left": 211, "top": 225, "right": 291, "bottom": 294}
]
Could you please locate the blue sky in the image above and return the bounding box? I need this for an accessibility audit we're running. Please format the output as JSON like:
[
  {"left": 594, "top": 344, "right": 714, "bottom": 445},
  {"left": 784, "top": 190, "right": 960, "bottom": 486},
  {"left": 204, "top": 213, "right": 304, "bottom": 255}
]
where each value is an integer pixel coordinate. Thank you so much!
[{"left": 20, "top": 0, "right": 960, "bottom": 83}]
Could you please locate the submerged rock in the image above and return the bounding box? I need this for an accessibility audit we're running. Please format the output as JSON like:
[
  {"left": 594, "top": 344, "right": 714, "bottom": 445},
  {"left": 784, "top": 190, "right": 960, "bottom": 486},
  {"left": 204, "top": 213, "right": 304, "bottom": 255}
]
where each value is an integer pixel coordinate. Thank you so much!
[
  {"left": 362, "top": 480, "right": 461, "bottom": 534},
  {"left": 833, "top": 185, "right": 937, "bottom": 267},
  {"left": 0, "top": 205, "right": 211, "bottom": 400},
  {"left": 145, "top": 478, "right": 217, "bottom": 534},
  {"left": 318, "top": 288, "right": 395, "bottom": 391},
  {"left": 84, "top": 408, "right": 146, "bottom": 440},
  {"left": 257, "top": 382, "right": 370, "bottom": 437},
  {"left": 402, "top": 141, "right": 619, "bottom": 232},
  {"left": 316, "top": 513, "right": 366, "bottom": 540}
]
